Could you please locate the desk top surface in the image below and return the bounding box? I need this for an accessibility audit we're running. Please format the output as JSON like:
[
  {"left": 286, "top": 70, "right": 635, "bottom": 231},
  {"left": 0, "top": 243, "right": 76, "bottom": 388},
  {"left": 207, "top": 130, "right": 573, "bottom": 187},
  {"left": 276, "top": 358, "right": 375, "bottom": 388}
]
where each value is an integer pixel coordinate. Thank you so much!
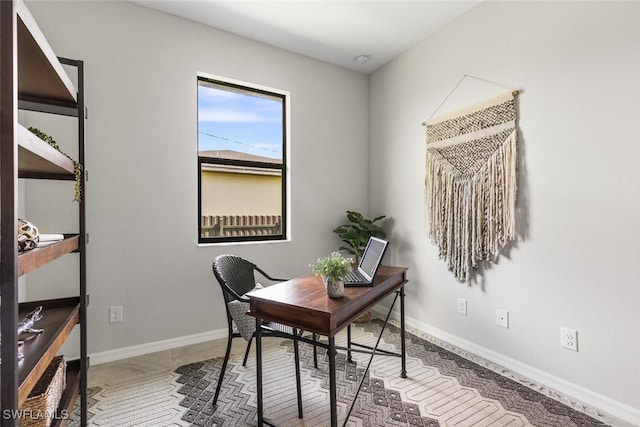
[{"left": 247, "top": 265, "right": 407, "bottom": 336}]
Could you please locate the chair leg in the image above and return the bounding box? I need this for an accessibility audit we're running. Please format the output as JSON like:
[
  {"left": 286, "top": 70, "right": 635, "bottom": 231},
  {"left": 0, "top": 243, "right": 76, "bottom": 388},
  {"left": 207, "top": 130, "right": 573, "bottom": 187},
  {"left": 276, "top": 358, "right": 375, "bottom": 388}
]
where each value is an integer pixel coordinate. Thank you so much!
[
  {"left": 213, "top": 333, "right": 234, "bottom": 406},
  {"left": 242, "top": 336, "right": 253, "bottom": 367},
  {"left": 293, "top": 328, "right": 303, "bottom": 419},
  {"left": 312, "top": 332, "right": 318, "bottom": 369}
]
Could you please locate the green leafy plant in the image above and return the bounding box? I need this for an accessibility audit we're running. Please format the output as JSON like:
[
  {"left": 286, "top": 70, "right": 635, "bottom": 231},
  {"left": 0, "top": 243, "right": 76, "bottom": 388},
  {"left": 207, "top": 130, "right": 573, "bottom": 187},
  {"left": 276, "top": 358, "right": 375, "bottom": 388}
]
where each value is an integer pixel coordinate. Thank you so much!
[
  {"left": 333, "top": 210, "right": 386, "bottom": 261},
  {"left": 310, "top": 252, "right": 353, "bottom": 282},
  {"left": 29, "top": 127, "right": 83, "bottom": 202}
]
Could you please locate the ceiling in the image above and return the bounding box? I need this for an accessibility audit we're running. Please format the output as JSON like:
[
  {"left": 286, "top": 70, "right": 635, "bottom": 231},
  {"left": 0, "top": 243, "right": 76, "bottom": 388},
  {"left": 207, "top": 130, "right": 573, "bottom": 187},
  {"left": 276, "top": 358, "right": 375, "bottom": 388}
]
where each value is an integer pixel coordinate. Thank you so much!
[{"left": 130, "top": 1, "right": 480, "bottom": 74}]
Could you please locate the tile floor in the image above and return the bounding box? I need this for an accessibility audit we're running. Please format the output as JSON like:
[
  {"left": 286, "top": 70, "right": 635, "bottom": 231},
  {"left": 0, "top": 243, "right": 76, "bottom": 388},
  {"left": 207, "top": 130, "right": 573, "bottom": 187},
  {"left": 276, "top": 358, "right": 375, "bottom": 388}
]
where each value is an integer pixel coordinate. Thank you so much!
[
  {"left": 88, "top": 337, "right": 231, "bottom": 387},
  {"left": 87, "top": 334, "right": 287, "bottom": 388}
]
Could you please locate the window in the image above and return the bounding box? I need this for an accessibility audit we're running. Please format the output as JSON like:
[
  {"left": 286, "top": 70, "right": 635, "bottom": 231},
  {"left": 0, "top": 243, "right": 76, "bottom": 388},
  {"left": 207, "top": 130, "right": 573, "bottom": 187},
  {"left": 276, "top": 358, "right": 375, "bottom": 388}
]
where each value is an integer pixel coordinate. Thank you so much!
[{"left": 197, "top": 75, "right": 287, "bottom": 243}]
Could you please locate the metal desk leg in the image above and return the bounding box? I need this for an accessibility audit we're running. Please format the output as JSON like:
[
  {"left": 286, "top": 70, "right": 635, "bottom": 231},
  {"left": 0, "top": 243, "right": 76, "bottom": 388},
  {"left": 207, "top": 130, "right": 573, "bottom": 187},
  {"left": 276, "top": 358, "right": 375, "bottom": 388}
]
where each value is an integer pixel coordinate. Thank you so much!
[
  {"left": 346, "top": 324, "right": 352, "bottom": 363},
  {"left": 293, "top": 328, "right": 303, "bottom": 419},
  {"left": 312, "top": 333, "right": 318, "bottom": 369},
  {"left": 256, "top": 318, "right": 264, "bottom": 425},
  {"left": 400, "top": 285, "right": 407, "bottom": 378},
  {"left": 328, "top": 336, "right": 338, "bottom": 427}
]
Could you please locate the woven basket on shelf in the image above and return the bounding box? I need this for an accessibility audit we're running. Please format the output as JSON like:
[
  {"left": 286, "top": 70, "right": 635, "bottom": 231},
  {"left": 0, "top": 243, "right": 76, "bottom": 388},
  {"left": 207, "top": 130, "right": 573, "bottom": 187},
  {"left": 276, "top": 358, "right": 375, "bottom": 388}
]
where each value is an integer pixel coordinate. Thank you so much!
[{"left": 19, "top": 356, "right": 66, "bottom": 427}]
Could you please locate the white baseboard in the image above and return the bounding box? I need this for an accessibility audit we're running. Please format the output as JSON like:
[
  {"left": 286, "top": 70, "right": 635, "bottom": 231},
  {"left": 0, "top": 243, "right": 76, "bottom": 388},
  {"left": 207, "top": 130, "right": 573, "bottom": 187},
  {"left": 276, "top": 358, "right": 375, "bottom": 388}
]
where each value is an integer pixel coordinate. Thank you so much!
[
  {"left": 371, "top": 306, "right": 640, "bottom": 427},
  {"left": 89, "top": 328, "right": 227, "bottom": 366}
]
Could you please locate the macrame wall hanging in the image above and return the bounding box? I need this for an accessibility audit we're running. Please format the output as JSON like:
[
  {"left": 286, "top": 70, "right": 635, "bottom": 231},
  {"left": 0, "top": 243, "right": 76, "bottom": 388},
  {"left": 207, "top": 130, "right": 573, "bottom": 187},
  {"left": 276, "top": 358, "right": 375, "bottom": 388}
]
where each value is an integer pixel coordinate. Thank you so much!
[{"left": 424, "top": 78, "right": 519, "bottom": 283}]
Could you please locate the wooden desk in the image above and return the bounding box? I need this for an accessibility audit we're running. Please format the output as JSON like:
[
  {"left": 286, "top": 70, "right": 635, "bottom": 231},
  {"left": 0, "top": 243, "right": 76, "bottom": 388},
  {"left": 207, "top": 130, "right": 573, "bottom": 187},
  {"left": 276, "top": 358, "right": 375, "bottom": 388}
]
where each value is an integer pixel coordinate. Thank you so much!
[{"left": 248, "top": 265, "right": 408, "bottom": 426}]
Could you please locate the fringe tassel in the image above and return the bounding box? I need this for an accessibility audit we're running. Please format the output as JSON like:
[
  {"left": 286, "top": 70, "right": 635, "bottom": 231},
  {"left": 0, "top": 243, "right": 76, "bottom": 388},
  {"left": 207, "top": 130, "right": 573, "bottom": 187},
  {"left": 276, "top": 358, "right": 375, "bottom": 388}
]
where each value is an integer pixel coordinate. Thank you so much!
[{"left": 425, "top": 130, "right": 517, "bottom": 282}]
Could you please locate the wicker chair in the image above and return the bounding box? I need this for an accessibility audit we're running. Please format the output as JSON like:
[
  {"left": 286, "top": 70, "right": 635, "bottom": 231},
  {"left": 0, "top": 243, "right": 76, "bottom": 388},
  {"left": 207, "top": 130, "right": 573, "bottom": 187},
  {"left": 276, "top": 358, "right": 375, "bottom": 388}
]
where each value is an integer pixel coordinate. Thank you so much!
[{"left": 212, "top": 254, "right": 317, "bottom": 417}]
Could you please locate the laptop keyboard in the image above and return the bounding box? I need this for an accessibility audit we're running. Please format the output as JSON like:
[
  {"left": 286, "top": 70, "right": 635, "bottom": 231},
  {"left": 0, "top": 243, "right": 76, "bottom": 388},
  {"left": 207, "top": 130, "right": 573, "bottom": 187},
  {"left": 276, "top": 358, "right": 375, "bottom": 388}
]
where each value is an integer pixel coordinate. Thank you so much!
[{"left": 345, "top": 270, "right": 367, "bottom": 283}]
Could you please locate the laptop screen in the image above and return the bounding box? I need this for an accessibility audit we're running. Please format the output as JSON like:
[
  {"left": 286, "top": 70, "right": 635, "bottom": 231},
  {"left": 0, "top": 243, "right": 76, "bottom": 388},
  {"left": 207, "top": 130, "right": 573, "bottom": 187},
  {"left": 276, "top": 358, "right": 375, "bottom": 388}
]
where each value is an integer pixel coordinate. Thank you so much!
[{"left": 358, "top": 237, "right": 388, "bottom": 280}]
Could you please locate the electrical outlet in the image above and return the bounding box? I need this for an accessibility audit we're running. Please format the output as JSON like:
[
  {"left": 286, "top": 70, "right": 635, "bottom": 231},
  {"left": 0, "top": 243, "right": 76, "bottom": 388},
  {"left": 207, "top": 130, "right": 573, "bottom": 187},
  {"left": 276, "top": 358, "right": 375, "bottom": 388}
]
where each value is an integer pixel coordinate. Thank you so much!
[
  {"left": 457, "top": 298, "right": 467, "bottom": 315},
  {"left": 109, "top": 305, "right": 123, "bottom": 323},
  {"left": 561, "top": 327, "right": 578, "bottom": 351},
  {"left": 496, "top": 309, "right": 509, "bottom": 328}
]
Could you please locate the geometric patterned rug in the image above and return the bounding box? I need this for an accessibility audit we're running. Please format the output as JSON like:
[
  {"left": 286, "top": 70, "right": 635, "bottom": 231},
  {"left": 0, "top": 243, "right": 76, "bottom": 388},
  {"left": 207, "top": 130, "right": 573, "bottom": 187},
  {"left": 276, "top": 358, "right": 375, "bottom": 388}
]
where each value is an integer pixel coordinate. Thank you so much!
[{"left": 70, "top": 320, "right": 613, "bottom": 426}]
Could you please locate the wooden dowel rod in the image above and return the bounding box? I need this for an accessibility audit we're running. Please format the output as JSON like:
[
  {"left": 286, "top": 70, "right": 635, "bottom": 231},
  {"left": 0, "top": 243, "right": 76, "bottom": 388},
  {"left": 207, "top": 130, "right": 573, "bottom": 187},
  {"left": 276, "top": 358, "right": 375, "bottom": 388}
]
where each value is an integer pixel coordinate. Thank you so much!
[{"left": 421, "top": 89, "right": 520, "bottom": 126}]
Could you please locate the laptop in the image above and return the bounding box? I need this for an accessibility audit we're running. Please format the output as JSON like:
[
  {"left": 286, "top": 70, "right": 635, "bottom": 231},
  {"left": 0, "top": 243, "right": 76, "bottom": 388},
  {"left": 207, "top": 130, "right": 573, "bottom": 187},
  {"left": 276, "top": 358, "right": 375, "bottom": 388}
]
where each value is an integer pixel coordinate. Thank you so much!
[{"left": 344, "top": 237, "right": 389, "bottom": 286}]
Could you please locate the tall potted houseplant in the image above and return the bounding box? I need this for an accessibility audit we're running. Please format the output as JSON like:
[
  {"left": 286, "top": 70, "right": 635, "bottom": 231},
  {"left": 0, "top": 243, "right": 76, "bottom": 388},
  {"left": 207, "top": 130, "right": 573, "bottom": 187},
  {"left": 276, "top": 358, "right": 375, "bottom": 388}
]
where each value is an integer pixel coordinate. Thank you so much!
[
  {"left": 333, "top": 211, "right": 386, "bottom": 322},
  {"left": 333, "top": 211, "right": 386, "bottom": 262}
]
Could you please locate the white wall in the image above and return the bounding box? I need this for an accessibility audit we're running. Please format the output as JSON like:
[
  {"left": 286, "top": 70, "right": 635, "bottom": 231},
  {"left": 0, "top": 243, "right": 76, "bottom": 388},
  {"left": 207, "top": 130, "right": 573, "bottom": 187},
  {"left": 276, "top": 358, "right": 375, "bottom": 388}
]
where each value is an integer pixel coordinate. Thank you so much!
[
  {"left": 369, "top": 1, "right": 640, "bottom": 423},
  {"left": 24, "top": 0, "right": 368, "bottom": 355}
]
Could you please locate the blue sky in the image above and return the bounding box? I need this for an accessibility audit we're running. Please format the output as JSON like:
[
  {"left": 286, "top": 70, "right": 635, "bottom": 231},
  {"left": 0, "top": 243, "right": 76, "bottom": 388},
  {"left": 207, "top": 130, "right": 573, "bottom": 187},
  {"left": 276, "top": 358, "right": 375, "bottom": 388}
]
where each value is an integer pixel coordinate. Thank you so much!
[{"left": 198, "top": 83, "right": 283, "bottom": 161}]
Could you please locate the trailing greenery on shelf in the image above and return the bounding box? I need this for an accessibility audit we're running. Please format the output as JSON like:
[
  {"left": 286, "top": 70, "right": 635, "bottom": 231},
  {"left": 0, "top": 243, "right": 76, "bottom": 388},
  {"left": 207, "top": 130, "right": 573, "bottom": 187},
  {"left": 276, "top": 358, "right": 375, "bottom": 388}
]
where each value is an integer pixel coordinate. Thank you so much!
[
  {"left": 28, "top": 127, "right": 82, "bottom": 202},
  {"left": 310, "top": 251, "right": 353, "bottom": 282},
  {"left": 333, "top": 210, "right": 386, "bottom": 261}
]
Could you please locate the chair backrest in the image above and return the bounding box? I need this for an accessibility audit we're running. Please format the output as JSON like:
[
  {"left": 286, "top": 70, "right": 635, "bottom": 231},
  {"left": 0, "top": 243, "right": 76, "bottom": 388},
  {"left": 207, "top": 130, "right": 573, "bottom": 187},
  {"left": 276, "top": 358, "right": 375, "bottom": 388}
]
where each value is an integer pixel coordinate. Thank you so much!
[{"left": 212, "top": 254, "right": 259, "bottom": 304}]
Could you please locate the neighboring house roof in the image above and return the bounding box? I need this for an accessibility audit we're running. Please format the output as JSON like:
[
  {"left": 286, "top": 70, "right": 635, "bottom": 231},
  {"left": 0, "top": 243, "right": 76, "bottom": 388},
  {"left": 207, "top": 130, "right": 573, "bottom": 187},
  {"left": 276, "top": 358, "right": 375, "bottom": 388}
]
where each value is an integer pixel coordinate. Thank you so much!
[
  {"left": 199, "top": 150, "right": 281, "bottom": 176},
  {"left": 199, "top": 150, "right": 280, "bottom": 164}
]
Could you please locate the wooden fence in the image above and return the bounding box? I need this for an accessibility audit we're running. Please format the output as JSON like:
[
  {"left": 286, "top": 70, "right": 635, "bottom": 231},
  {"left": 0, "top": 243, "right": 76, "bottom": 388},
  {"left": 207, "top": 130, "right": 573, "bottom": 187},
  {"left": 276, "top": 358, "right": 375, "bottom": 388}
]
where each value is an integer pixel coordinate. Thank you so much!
[{"left": 201, "top": 215, "right": 282, "bottom": 238}]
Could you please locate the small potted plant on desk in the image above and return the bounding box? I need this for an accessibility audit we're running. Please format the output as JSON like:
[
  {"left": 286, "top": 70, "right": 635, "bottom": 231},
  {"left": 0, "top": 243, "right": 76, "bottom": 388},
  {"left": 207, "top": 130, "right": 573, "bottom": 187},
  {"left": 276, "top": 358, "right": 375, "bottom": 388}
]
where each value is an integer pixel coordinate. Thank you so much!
[{"left": 311, "top": 252, "right": 353, "bottom": 298}]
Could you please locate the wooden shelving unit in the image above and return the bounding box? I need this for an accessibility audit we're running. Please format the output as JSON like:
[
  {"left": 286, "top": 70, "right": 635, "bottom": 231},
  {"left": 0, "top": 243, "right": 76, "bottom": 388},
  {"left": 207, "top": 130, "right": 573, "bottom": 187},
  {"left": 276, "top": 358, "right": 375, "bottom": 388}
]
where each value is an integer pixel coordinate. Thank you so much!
[
  {"left": 17, "top": 299, "right": 81, "bottom": 405},
  {"left": 17, "top": 124, "right": 76, "bottom": 179},
  {"left": 53, "top": 359, "right": 81, "bottom": 427},
  {"left": 1, "top": 1, "right": 87, "bottom": 426},
  {"left": 18, "top": 236, "right": 80, "bottom": 277},
  {"left": 15, "top": 0, "right": 77, "bottom": 107}
]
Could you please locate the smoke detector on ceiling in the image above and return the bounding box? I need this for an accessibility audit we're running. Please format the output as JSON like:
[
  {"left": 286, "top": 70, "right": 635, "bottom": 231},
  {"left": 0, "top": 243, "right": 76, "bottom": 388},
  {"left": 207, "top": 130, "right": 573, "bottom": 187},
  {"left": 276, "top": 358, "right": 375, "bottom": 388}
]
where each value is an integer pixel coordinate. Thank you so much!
[{"left": 354, "top": 55, "right": 370, "bottom": 64}]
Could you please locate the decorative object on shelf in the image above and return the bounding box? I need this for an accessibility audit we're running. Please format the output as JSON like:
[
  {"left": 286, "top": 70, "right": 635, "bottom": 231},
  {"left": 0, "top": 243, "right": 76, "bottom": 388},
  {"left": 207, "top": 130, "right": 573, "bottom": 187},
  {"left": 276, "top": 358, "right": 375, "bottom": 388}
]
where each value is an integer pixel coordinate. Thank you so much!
[
  {"left": 28, "top": 127, "right": 83, "bottom": 202},
  {"left": 310, "top": 251, "right": 353, "bottom": 298},
  {"left": 16, "top": 306, "right": 44, "bottom": 362},
  {"left": 18, "top": 306, "right": 44, "bottom": 337},
  {"left": 36, "top": 233, "right": 65, "bottom": 248},
  {"left": 18, "top": 218, "right": 40, "bottom": 252},
  {"left": 333, "top": 211, "right": 386, "bottom": 262},
  {"left": 20, "top": 355, "right": 66, "bottom": 427},
  {"left": 424, "top": 87, "right": 518, "bottom": 283}
]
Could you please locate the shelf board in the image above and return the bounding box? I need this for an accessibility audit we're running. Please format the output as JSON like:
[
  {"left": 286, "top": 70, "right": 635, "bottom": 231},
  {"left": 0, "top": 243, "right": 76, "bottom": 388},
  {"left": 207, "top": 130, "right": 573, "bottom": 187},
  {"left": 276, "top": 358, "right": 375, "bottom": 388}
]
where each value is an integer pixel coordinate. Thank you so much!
[
  {"left": 16, "top": 0, "right": 77, "bottom": 107},
  {"left": 17, "top": 124, "right": 75, "bottom": 178},
  {"left": 50, "top": 359, "right": 81, "bottom": 427},
  {"left": 17, "top": 297, "right": 80, "bottom": 406},
  {"left": 18, "top": 235, "right": 80, "bottom": 277}
]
